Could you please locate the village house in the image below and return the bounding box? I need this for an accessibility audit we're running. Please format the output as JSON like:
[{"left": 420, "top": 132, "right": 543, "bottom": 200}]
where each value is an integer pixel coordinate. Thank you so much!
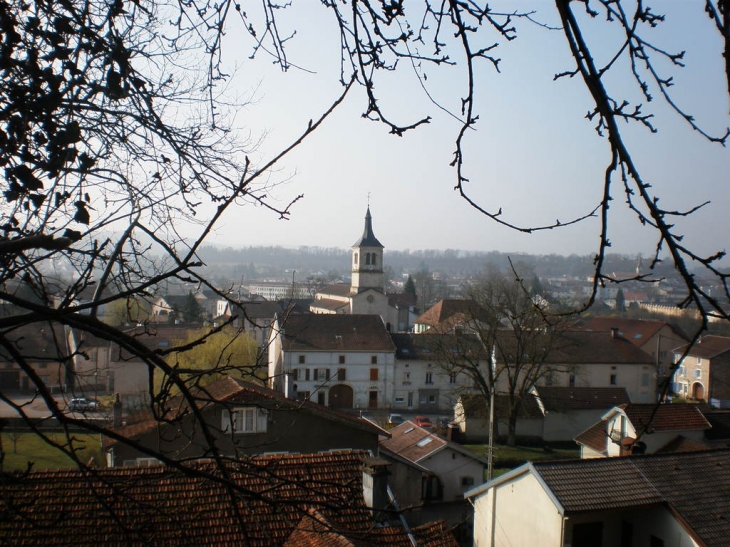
[
  {"left": 68, "top": 323, "right": 199, "bottom": 408},
  {"left": 574, "top": 403, "right": 711, "bottom": 459},
  {"left": 672, "top": 335, "right": 730, "bottom": 405},
  {"left": 104, "top": 377, "right": 384, "bottom": 467},
  {"left": 380, "top": 420, "right": 488, "bottom": 504},
  {"left": 535, "top": 329, "right": 657, "bottom": 403},
  {"left": 465, "top": 448, "right": 730, "bottom": 547},
  {"left": 0, "top": 322, "right": 69, "bottom": 393},
  {"left": 581, "top": 317, "right": 688, "bottom": 379},
  {"left": 390, "top": 333, "right": 486, "bottom": 413},
  {"left": 267, "top": 313, "right": 397, "bottom": 409}
]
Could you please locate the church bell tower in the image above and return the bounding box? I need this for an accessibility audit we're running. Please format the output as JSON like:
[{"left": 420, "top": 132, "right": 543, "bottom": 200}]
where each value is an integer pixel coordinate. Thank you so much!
[{"left": 351, "top": 207, "right": 384, "bottom": 293}]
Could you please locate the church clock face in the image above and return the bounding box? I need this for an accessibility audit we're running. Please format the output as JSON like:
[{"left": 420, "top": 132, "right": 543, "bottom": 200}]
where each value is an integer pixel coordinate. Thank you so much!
[{"left": 367, "top": 295, "right": 374, "bottom": 303}]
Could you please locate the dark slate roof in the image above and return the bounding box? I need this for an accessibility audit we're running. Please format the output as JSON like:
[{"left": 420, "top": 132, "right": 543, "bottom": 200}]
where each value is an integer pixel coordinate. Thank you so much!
[
  {"left": 531, "top": 449, "right": 730, "bottom": 546},
  {"left": 352, "top": 208, "right": 383, "bottom": 248},
  {"left": 623, "top": 403, "right": 712, "bottom": 432},
  {"left": 107, "top": 377, "right": 383, "bottom": 445},
  {"left": 391, "top": 333, "right": 486, "bottom": 360},
  {"left": 703, "top": 410, "right": 730, "bottom": 441},
  {"left": 535, "top": 387, "right": 631, "bottom": 412},
  {"left": 228, "top": 300, "right": 286, "bottom": 319},
  {"left": 0, "top": 321, "right": 68, "bottom": 363},
  {"left": 2, "top": 451, "right": 451, "bottom": 547},
  {"left": 310, "top": 298, "right": 349, "bottom": 312},
  {"left": 280, "top": 315, "right": 395, "bottom": 352}
]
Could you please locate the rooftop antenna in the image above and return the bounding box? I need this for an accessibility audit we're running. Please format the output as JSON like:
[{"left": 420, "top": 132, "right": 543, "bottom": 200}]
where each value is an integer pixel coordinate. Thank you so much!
[{"left": 367, "top": 191, "right": 371, "bottom": 208}]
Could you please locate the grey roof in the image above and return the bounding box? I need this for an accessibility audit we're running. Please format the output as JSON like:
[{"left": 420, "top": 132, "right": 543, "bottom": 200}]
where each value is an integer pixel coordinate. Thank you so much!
[
  {"left": 352, "top": 208, "right": 383, "bottom": 248},
  {"left": 529, "top": 450, "right": 730, "bottom": 546}
]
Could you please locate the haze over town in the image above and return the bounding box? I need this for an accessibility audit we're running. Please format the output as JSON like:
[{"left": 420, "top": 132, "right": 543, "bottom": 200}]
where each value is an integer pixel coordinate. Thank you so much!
[{"left": 192, "top": 1, "right": 729, "bottom": 262}]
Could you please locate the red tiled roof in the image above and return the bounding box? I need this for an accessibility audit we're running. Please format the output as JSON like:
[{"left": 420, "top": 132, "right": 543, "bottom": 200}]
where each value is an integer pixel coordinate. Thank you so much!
[
  {"left": 279, "top": 315, "right": 395, "bottom": 352},
  {"left": 624, "top": 403, "right": 711, "bottom": 433},
  {"left": 675, "top": 335, "right": 730, "bottom": 359},
  {"left": 414, "top": 299, "right": 485, "bottom": 329},
  {"left": 0, "top": 451, "right": 459, "bottom": 547},
  {"left": 580, "top": 318, "right": 673, "bottom": 348},
  {"left": 380, "top": 421, "right": 488, "bottom": 466},
  {"left": 574, "top": 419, "right": 608, "bottom": 454},
  {"left": 284, "top": 509, "right": 458, "bottom": 547},
  {"left": 535, "top": 387, "right": 631, "bottom": 411},
  {"left": 380, "top": 421, "right": 448, "bottom": 463}
]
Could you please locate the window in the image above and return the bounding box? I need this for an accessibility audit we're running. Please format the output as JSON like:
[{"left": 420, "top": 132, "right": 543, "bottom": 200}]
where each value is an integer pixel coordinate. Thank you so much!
[
  {"left": 297, "top": 390, "right": 311, "bottom": 401},
  {"left": 296, "top": 368, "right": 310, "bottom": 381},
  {"left": 641, "top": 373, "right": 650, "bottom": 387},
  {"left": 222, "top": 407, "right": 266, "bottom": 434},
  {"left": 337, "top": 368, "right": 346, "bottom": 381},
  {"left": 298, "top": 355, "right": 306, "bottom": 364},
  {"left": 370, "top": 368, "right": 379, "bottom": 381},
  {"left": 354, "top": 252, "right": 358, "bottom": 265},
  {"left": 315, "top": 368, "right": 330, "bottom": 381},
  {"left": 339, "top": 355, "right": 346, "bottom": 364},
  {"left": 449, "top": 372, "right": 457, "bottom": 384},
  {"left": 678, "top": 365, "right": 686, "bottom": 376},
  {"left": 610, "top": 373, "right": 617, "bottom": 386},
  {"left": 569, "top": 373, "right": 576, "bottom": 387},
  {"left": 425, "top": 372, "right": 433, "bottom": 384},
  {"left": 694, "top": 369, "right": 702, "bottom": 379},
  {"left": 403, "top": 372, "right": 411, "bottom": 385},
  {"left": 365, "top": 253, "right": 371, "bottom": 265},
  {"left": 460, "top": 476, "right": 475, "bottom": 487},
  {"left": 371, "top": 254, "right": 376, "bottom": 266},
  {"left": 371, "top": 355, "right": 378, "bottom": 365}
]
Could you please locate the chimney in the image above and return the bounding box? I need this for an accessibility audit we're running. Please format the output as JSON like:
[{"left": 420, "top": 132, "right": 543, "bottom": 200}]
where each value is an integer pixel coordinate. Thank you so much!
[
  {"left": 113, "top": 393, "right": 123, "bottom": 428},
  {"left": 362, "top": 456, "right": 391, "bottom": 522}
]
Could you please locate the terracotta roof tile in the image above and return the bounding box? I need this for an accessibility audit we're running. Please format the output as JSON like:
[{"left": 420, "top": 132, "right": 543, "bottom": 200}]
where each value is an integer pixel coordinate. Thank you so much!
[
  {"left": 675, "top": 335, "right": 730, "bottom": 359},
  {"left": 380, "top": 421, "right": 448, "bottom": 463},
  {"left": 624, "top": 403, "right": 711, "bottom": 432},
  {"left": 0, "top": 451, "right": 459, "bottom": 547},
  {"left": 414, "top": 299, "right": 485, "bottom": 330},
  {"left": 574, "top": 419, "right": 608, "bottom": 454}
]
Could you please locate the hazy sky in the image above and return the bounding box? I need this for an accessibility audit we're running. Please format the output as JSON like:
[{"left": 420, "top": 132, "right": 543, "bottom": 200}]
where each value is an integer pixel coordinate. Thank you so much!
[{"left": 197, "top": 2, "right": 729, "bottom": 261}]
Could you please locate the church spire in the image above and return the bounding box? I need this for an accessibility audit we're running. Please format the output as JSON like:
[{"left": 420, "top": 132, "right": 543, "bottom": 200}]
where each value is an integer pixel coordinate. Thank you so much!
[{"left": 353, "top": 207, "right": 383, "bottom": 248}]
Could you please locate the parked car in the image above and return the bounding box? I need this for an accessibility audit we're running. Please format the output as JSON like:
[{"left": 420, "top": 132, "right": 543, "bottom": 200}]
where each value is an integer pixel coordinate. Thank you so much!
[
  {"left": 414, "top": 415, "right": 432, "bottom": 428},
  {"left": 68, "top": 397, "right": 100, "bottom": 412},
  {"left": 387, "top": 414, "right": 405, "bottom": 426}
]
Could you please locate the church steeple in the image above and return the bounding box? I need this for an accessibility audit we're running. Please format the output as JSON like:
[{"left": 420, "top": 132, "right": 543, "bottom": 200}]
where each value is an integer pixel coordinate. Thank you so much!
[
  {"left": 351, "top": 207, "right": 384, "bottom": 294},
  {"left": 353, "top": 207, "right": 383, "bottom": 248}
]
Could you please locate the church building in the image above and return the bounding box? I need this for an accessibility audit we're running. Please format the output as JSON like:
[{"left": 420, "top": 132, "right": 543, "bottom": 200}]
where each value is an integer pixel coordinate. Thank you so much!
[{"left": 310, "top": 208, "right": 416, "bottom": 332}]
